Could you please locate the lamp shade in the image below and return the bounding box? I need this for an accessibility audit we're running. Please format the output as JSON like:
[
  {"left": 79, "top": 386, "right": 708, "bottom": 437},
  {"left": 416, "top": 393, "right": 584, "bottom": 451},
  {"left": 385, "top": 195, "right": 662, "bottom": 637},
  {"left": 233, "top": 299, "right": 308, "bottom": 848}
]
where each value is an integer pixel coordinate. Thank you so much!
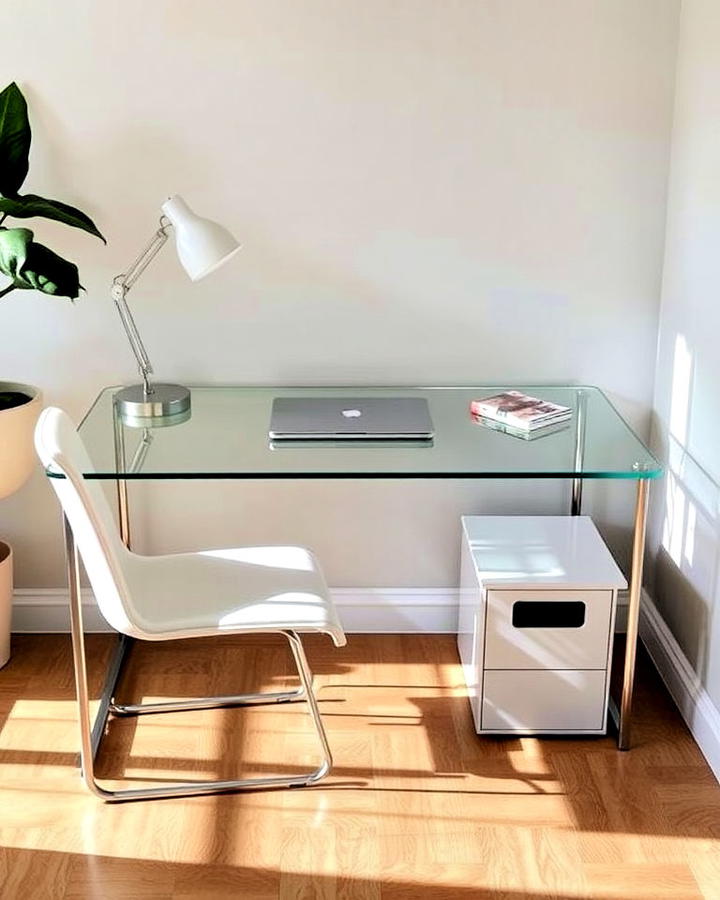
[{"left": 161, "top": 195, "right": 241, "bottom": 282}]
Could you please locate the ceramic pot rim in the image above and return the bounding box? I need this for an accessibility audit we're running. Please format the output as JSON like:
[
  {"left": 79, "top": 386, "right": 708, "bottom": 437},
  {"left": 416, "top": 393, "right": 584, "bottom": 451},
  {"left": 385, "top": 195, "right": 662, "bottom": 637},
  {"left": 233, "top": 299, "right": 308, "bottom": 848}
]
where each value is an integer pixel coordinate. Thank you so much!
[{"left": 0, "top": 382, "right": 41, "bottom": 406}]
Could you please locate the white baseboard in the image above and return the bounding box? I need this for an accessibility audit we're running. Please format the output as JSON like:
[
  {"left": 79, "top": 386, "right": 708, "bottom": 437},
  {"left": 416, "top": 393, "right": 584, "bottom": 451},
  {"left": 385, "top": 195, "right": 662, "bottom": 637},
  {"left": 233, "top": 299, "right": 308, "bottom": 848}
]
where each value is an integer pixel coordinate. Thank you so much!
[
  {"left": 11, "top": 587, "right": 463, "bottom": 635},
  {"left": 12, "top": 589, "right": 99, "bottom": 632},
  {"left": 331, "top": 588, "right": 460, "bottom": 633},
  {"left": 638, "top": 588, "right": 720, "bottom": 782},
  {"left": 12, "top": 586, "right": 631, "bottom": 635}
]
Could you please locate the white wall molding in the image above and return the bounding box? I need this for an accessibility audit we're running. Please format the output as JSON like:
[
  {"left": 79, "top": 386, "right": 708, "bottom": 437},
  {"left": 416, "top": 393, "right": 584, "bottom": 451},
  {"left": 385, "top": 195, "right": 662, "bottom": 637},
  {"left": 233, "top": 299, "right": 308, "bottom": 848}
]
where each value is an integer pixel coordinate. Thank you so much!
[
  {"left": 331, "top": 588, "right": 459, "bottom": 633},
  {"left": 638, "top": 589, "right": 720, "bottom": 782},
  {"left": 11, "top": 589, "right": 102, "bottom": 633},
  {"left": 11, "top": 587, "right": 464, "bottom": 635},
  {"left": 13, "top": 585, "right": 633, "bottom": 635}
]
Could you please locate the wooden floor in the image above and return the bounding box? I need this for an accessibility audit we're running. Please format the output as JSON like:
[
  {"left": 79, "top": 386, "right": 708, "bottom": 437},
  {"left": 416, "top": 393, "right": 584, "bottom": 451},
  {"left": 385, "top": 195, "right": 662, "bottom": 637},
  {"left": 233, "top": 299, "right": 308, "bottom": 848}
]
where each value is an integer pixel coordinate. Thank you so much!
[{"left": 1, "top": 634, "right": 719, "bottom": 899}]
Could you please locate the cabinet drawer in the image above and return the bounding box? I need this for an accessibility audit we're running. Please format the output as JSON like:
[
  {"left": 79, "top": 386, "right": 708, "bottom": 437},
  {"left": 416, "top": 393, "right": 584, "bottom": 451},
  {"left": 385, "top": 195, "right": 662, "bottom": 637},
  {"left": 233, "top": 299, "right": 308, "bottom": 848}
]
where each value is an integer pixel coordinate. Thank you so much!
[
  {"left": 481, "top": 669, "right": 607, "bottom": 733},
  {"left": 484, "top": 589, "right": 613, "bottom": 670}
]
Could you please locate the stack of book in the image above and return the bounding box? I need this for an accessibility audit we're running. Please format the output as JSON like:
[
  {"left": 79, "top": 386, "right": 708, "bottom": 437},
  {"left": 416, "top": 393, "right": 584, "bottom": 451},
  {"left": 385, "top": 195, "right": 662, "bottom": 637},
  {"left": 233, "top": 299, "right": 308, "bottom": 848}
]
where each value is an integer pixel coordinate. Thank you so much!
[{"left": 470, "top": 390, "right": 572, "bottom": 440}]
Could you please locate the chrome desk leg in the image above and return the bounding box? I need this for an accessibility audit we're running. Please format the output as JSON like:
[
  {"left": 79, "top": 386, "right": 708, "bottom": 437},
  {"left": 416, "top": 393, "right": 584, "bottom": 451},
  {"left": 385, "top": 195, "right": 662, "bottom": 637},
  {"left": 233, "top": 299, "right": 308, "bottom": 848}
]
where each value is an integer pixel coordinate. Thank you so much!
[
  {"left": 82, "top": 404, "right": 137, "bottom": 759},
  {"left": 64, "top": 500, "right": 130, "bottom": 763},
  {"left": 64, "top": 514, "right": 101, "bottom": 786},
  {"left": 112, "top": 403, "right": 131, "bottom": 547},
  {"left": 617, "top": 478, "right": 650, "bottom": 750},
  {"left": 571, "top": 389, "right": 587, "bottom": 516},
  {"left": 64, "top": 491, "right": 131, "bottom": 761}
]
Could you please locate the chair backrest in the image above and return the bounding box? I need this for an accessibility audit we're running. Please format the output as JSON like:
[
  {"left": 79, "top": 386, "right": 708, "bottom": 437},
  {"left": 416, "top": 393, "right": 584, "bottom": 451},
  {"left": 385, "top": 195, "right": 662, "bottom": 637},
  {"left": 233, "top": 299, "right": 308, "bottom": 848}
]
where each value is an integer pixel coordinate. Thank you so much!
[{"left": 35, "top": 407, "right": 138, "bottom": 636}]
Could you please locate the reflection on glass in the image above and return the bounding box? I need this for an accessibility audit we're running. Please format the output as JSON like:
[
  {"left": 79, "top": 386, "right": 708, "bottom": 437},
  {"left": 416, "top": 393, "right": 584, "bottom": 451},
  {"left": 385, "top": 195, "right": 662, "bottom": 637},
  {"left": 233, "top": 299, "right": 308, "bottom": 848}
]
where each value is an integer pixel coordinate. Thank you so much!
[{"left": 113, "top": 398, "right": 192, "bottom": 477}]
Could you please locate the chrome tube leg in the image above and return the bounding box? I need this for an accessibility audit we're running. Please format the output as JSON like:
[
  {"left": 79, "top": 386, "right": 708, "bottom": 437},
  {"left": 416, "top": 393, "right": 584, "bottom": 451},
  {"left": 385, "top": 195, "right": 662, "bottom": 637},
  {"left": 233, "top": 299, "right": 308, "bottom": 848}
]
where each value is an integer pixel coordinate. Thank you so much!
[
  {"left": 110, "top": 683, "right": 305, "bottom": 716},
  {"left": 112, "top": 402, "right": 131, "bottom": 547},
  {"left": 618, "top": 478, "right": 650, "bottom": 750},
  {"left": 285, "top": 631, "right": 333, "bottom": 782},
  {"left": 72, "top": 628, "right": 333, "bottom": 801},
  {"left": 64, "top": 515, "right": 112, "bottom": 799},
  {"left": 571, "top": 389, "right": 587, "bottom": 516}
]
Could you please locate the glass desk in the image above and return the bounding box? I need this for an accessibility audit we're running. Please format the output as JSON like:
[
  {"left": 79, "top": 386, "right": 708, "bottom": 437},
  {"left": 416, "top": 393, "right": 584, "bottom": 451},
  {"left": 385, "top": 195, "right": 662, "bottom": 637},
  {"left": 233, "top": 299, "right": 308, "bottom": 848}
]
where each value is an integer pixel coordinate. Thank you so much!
[{"left": 56, "top": 385, "right": 662, "bottom": 755}]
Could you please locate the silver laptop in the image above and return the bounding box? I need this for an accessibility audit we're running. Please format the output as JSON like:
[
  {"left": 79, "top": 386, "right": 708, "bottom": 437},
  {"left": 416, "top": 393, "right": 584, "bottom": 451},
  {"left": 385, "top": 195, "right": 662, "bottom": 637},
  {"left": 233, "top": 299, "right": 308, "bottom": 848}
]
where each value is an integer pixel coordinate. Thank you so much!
[{"left": 269, "top": 397, "right": 434, "bottom": 440}]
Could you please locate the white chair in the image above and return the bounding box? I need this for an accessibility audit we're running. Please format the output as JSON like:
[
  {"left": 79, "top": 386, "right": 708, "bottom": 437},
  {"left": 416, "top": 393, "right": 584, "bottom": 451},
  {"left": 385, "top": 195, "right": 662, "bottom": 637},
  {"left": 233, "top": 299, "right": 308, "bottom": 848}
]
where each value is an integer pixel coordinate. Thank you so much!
[{"left": 35, "top": 407, "right": 346, "bottom": 802}]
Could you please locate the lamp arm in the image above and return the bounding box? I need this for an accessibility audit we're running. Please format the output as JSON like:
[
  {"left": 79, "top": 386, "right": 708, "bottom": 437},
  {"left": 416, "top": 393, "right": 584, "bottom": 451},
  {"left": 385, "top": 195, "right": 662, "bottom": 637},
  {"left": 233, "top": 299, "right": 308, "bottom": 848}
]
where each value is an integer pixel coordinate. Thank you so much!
[{"left": 111, "top": 218, "right": 172, "bottom": 396}]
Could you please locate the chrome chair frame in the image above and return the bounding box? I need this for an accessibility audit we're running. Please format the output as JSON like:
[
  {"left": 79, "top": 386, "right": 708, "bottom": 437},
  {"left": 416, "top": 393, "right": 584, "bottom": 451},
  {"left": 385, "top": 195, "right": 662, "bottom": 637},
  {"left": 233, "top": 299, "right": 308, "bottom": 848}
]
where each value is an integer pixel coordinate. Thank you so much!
[{"left": 64, "top": 516, "right": 333, "bottom": 802}]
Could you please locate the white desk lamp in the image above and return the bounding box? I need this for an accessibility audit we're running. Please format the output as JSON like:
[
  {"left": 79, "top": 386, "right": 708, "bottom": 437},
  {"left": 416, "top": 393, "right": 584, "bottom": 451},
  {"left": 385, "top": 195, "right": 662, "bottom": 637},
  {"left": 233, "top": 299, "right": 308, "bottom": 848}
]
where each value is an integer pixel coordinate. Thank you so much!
[{"left": 111, "top": 195, "right": 240, "bottom": 419}]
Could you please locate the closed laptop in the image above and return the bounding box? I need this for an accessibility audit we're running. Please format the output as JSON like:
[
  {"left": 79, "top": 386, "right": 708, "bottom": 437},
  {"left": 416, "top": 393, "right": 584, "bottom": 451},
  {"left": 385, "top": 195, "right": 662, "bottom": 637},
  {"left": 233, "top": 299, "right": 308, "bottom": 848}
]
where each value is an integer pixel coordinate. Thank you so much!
[{"left": 269, "top": 397, "right": 434, "bottom": 440}]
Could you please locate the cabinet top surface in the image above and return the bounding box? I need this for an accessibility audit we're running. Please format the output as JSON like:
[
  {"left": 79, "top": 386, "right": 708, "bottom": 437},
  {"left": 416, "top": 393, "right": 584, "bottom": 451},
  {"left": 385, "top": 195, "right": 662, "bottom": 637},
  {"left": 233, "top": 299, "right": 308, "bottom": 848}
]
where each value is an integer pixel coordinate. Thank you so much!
[{"left": 462, "top": 515, "right": 628, "bottom": 590}]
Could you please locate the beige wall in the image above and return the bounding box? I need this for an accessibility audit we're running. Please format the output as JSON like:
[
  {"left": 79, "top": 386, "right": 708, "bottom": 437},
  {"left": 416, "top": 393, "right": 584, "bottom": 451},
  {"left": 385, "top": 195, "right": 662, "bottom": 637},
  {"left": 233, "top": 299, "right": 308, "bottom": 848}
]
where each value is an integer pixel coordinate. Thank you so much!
[
  {"left": 0, "top": 1, "right": 679, "bottom": 592},
  {"left": 649, "top": 0, "right": 720, "bottom": 708}
]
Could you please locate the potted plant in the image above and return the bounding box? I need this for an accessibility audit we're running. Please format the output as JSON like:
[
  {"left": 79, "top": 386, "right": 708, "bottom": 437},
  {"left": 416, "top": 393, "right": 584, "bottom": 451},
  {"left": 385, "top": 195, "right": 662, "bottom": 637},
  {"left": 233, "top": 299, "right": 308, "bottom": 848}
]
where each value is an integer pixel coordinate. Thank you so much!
[{"left": 0, "top": 81, "right": 104, "bottom": 667}]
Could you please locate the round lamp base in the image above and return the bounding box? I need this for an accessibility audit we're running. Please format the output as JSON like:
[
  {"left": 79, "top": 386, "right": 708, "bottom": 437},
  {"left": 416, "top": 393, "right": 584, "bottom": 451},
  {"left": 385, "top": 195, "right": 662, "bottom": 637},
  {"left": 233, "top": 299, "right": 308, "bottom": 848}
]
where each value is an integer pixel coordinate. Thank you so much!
[{"left": 114, "top": 383, "right": 191, "bottom": 420}]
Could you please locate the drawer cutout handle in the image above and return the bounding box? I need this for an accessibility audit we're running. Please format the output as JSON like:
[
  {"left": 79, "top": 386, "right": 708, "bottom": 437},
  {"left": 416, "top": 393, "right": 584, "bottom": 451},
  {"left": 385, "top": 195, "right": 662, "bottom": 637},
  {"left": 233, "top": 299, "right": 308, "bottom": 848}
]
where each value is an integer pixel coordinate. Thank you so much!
[{"left": 512, "top": 600, "right": 586, "bottom": 629}]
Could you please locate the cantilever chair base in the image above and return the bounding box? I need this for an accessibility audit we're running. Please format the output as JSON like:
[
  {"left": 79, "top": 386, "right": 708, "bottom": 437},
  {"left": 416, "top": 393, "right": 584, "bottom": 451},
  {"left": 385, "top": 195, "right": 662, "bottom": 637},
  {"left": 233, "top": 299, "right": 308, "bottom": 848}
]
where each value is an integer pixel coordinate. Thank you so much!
[{"left": 65, "top": 520, "right": 334, "bottom": 803}]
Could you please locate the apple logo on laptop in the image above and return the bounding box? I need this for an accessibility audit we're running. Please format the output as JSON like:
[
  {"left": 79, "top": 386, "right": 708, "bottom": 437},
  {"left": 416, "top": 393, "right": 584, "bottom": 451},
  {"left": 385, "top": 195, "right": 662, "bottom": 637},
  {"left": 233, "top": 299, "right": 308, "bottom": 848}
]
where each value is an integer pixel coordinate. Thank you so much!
[{"left": 342, "top": 408, "right": 362, "bottom": 418}]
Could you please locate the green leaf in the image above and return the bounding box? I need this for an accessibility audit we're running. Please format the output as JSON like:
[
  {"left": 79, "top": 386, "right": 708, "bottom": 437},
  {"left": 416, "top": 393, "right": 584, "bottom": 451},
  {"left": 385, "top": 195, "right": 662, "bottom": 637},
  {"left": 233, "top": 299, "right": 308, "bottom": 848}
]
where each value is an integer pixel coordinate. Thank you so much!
[
  {"left": 0, "top": 226, "right": 32, "bottom": 279},
  {"left": 16, "top": 241, "right": 81, "bottom": 298},
  {"left": 0, "top": 227, "right": 80, "bottom": 299},
  {"left": 0, "top": 82, "right": 31, "bottom": 197},
  {"left": 0, "top": 193, "right": 106, "bottom": 242}
]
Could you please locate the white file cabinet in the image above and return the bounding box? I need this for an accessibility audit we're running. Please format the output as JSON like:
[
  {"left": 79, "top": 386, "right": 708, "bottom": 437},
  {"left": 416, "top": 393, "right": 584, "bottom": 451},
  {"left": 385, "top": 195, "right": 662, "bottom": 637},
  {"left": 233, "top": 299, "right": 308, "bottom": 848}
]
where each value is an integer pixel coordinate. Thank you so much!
[{"left": 457, "top": 516, "right": 627, "bottom": 735}]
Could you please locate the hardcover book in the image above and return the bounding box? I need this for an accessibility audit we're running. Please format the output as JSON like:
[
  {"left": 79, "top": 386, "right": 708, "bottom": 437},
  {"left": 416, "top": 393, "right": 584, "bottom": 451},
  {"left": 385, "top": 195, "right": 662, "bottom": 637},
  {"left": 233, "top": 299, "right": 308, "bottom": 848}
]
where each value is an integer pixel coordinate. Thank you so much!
[{"left": 470, "top": 391, "right": 572, "bottom": 431}]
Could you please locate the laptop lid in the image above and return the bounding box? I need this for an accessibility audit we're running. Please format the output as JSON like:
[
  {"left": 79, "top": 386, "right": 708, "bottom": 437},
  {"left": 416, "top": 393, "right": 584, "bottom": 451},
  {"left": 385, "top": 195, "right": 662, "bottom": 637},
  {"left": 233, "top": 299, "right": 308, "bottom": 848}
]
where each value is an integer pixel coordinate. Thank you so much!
[{"left": 269, "top": 397, "right": 434, "bottom": 440}]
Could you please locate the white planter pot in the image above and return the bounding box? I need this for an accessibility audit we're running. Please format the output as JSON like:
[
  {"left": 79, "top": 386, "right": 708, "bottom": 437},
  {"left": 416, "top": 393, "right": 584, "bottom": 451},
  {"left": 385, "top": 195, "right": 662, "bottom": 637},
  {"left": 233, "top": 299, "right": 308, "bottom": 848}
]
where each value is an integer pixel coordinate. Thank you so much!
[
  {"left": 0, "top": 542, "right": 11, "bottom": 668},
  {"left": 0, "top": 382, "right": 43, "bottom": 500}
]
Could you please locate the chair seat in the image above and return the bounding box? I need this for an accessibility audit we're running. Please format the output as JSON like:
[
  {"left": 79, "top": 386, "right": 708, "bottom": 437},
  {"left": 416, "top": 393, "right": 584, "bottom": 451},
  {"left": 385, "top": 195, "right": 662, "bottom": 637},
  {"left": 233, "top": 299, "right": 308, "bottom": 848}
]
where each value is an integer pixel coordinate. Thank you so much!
[{"left": 122, "top": 545, "right": 346, "bottom": 645}]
